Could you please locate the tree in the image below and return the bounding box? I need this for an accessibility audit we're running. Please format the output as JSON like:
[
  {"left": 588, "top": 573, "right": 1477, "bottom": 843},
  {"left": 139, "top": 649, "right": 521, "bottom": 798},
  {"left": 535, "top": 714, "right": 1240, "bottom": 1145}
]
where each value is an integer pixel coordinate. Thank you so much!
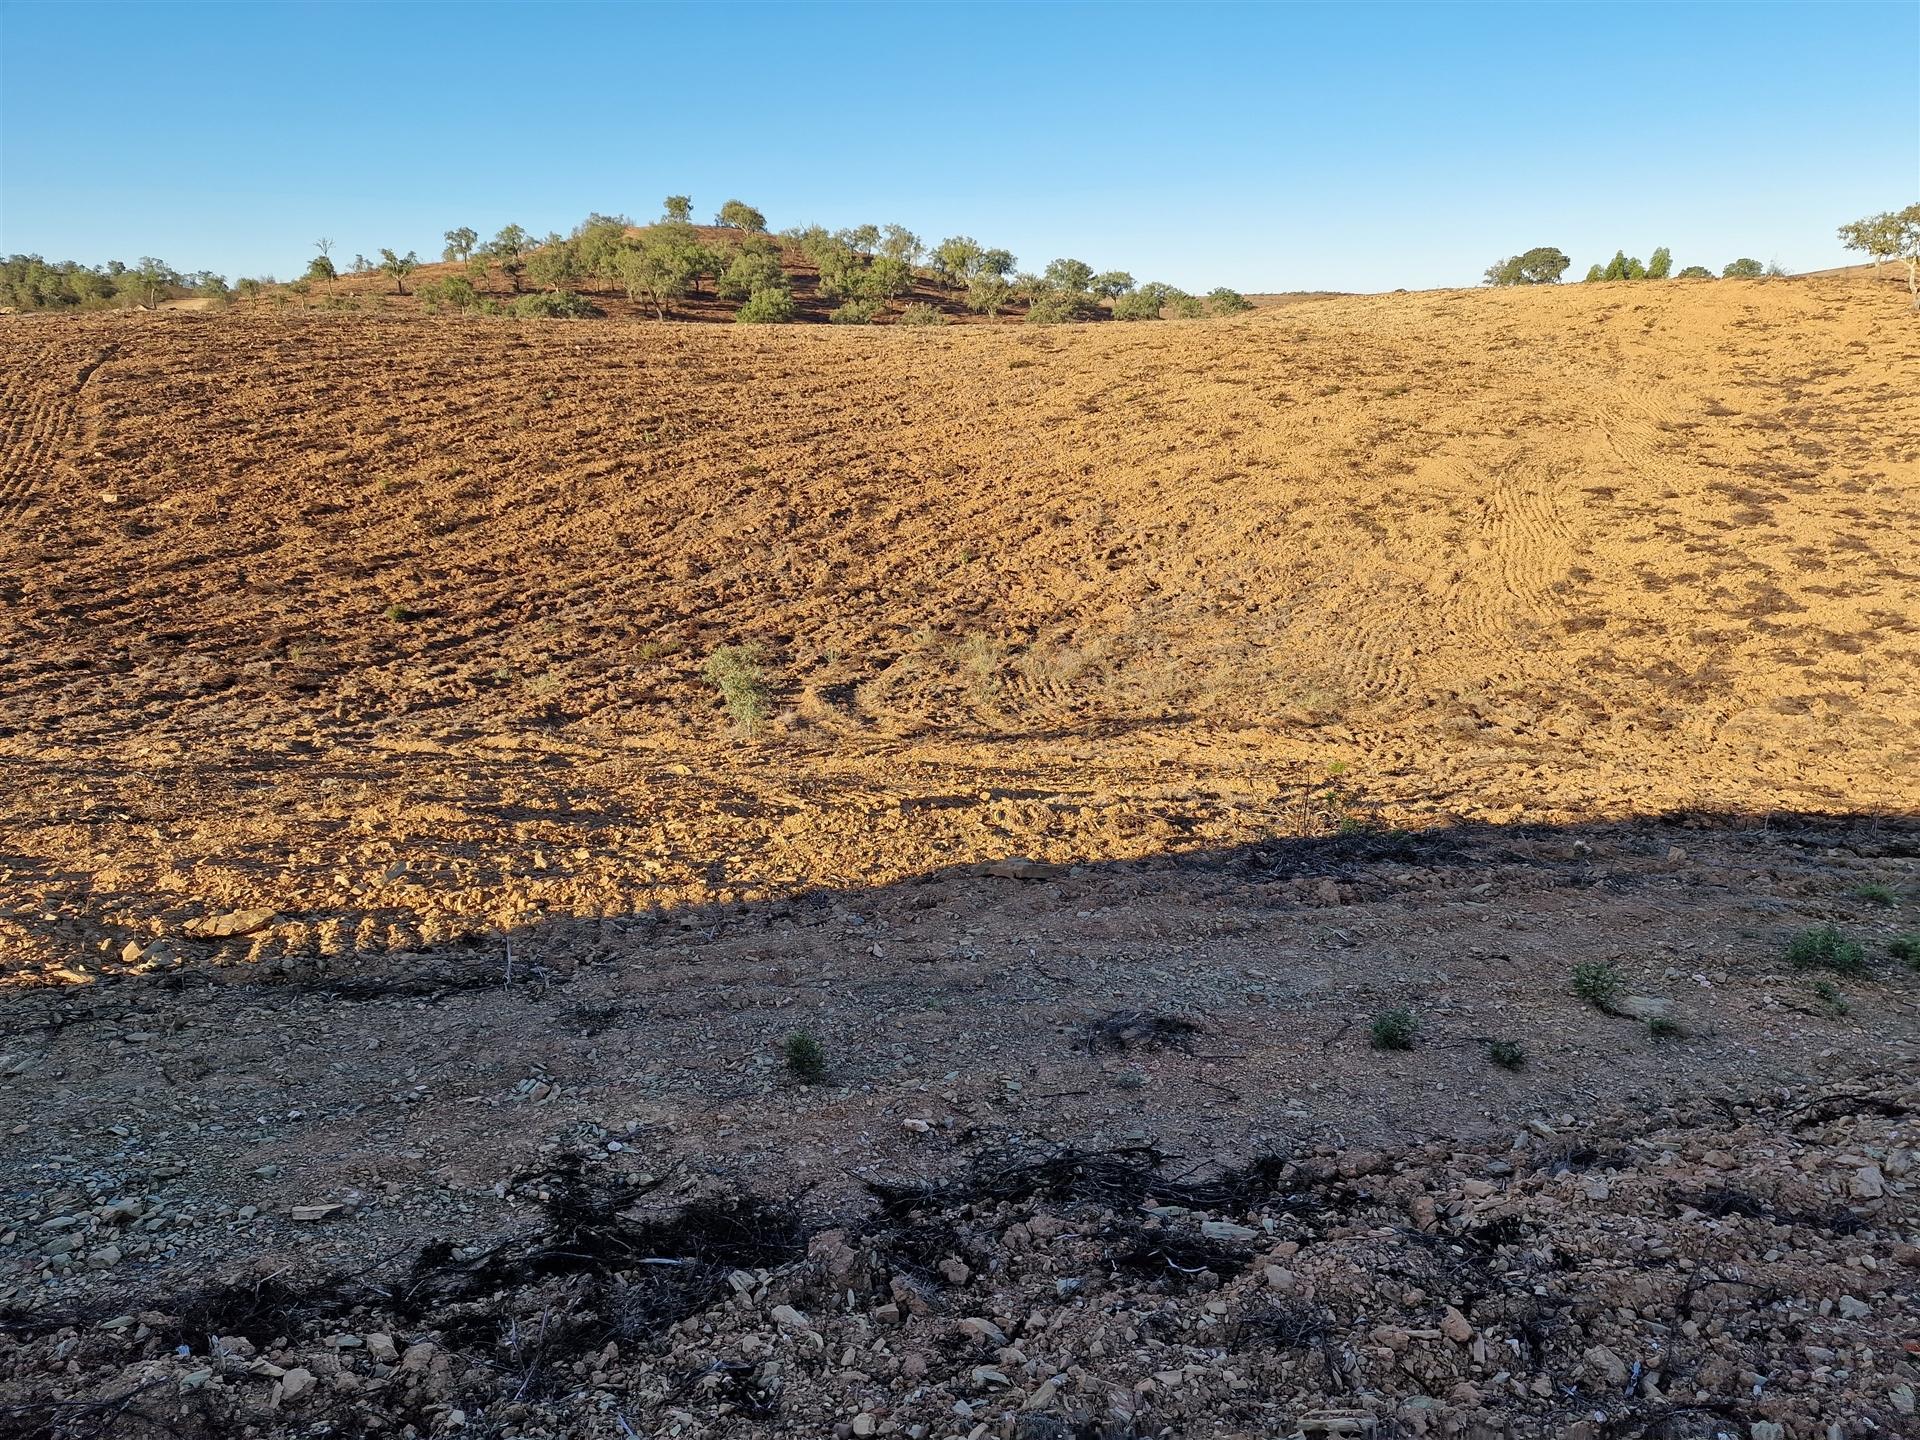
[
  {"left": 1675, "top": 265, "right": 1713, "bottom": 280},
  {"left": 880, "top": 225, "right": 922, "bottom": 264},
  {"left": 967, "top": 274, "right": 1014, "bottom": 320},
  {"left": 846, "top": 224, "right": 880, "bottom": 257},
  {"left": 716, "top": 249, "right": 785, "bottom": 301},
  {"left": 933, "top": 236, "right": 984, "bottom": 288},
  {"left": 378, "top": 248, "right": 419, "bottom": 295},
  {"left": 1484, "top": 247, "right": 1571, "bottom": 285},
  {"left": 443, "top": 226, "right": 478, "bottom": 263},
  {"left": 735, "top": 284, "right": 794, "bottom": 323},
  {"left": 486, "top": 224, "right": 531, "bottom": 292},
  {"left": 614, "top": 227, "right": 709, "bottom": 319},
  {"left": 1208, "top": 287, "right": 1253, "bottom": 314},
  {"left": 1092, "top": 271, "right": 1135, "bottom": 299},
  {"left": 863, "top": 255, "right": 913, "bottom": 304},
  {"left": 715, "top": 199, "right": 768, "bottom": 232},
  {"left": 236, "top": 277, "right": 265, "bottom": 305},
  {"left": 1839, "top": 204, "right": 1920, "bottom": 303},
  {"left": 1722, "top": 257, "right": 1764, "bottom": 278},
  {"left": 120, "top": 256, "right": 179, "bottom": 308},
  {"left": 1043, "top": 257, "right": 1095, "bottom": 293},
  {"left": 526, "top": 237, "right": 584, "bottom": 293},
  {"left": 1111, "top": 291, "right": 1164, "bottom": 321},
  {"left": 977, "top": 247, "right": 1015, "bottom": 278},
  {"left": 1583, "top": 264, "right": 1605, "bottom": 282},
  {"left": 662, "top": 195, "right": 693, "bottom": 223},
  {"left": 1647, "top": 246, "right": 1672, "bottom": 279},
  {"left": 305, "top": 254, "right": 337, "bottom": 293}
]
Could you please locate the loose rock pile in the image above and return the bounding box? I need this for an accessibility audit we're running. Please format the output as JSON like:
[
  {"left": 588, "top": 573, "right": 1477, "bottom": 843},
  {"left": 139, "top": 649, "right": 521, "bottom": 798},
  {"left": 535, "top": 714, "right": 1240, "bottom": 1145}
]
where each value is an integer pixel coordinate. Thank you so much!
[{"left": 2, "top": 1080, "right": 1912, "bottom": 1439}]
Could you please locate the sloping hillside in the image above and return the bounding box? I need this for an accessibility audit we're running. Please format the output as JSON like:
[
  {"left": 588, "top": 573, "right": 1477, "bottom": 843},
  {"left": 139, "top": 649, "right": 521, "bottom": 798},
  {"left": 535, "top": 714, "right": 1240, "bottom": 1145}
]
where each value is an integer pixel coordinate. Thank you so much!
[{"left": 2, "top": 275, "right": 1917, "bottom": 978}]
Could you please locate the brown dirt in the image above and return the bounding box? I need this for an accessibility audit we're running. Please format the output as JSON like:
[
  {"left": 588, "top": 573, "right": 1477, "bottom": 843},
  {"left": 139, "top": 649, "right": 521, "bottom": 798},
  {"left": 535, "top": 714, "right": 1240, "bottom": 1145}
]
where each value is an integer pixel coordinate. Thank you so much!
[{"left": 1, "top": 275, "right": 1917, "bottom": 1437}]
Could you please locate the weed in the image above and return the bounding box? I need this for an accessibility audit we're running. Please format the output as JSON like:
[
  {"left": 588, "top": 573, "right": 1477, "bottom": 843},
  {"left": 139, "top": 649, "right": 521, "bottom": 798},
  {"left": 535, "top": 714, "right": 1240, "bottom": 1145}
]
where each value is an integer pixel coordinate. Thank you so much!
[
  {"left": 634, "top": 638, "right": 679, "bottom": 662},
  {"left": 783, "top": 1030, "right": 826, "bottom": 1084},
  {"left": 1785, "top": 926, "right": 1866, "bottom": 974},
  {"left": 1113, "top": 1070, "right": 1147, "bottom": 1091},
  {"left": 1851, "top": 883, "right": 1897, "bottom": 906},
  {"left": 1890, "top": 934, "right": 1920, "bottom": 969},
  {"left": 1369, "top": 1008, "right": 1418, "bottom": 1050},
  {"left": 956, "top": 632, "right": 1003, "bottom": 689},
  {"left": 1810, "top": 979, "right": 1849, "bottom": 1015},
  {"left": 704, "top": 643, "right": 773, "bottom": 736},
  {"left": 1646, "top": 1014, "right": 1682, "bottom": 1041},
  {"left": 384, "top": 602, "right": 417, "bottom": 623},
  {"left": 1571, "top": 961, "right": 1624, "bottom": 1009},
  {"left": 1487, "top": 1038, "right": 1528, "bottom": 1070}
]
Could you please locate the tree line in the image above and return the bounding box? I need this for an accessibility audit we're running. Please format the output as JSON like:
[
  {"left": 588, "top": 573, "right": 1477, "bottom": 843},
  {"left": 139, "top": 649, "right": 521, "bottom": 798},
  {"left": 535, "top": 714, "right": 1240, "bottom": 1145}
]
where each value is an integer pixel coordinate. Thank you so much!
[
  {"left": 0, "top": 254, "right": 230, "bottom": 312},
  {"left": 1483, "top": 245, "right": 1780, "bottom": 286}
]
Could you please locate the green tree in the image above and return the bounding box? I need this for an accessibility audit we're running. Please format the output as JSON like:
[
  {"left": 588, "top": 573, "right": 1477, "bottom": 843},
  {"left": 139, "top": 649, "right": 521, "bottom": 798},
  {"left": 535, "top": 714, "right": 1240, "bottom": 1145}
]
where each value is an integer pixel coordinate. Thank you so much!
[
  {"left": 1110, "top": 291, "right": 1164, "bottom": 321},
  {"left": 1839, "top": 204, "right": 1920, "bottom": 304},
  {"left": 977, "top": 247, "right": 1015, "bottom": 278},
  {"left": 863, "top": 255, "right": 913, "bottom": 304},
  {"left": 378, "top": 248, "right": 419, "bottom": 295},
  {"left": 304, "top": 254, "right": 337, "bottom": 293},
  {"left": 716, "top": 249, "right": 785, "bottom": 301},
  {"left": 1646, "top": 246, "right": 1673, "bottom": 279},
  {"left": 735, "top": 284, "right": 794, "bottom": 323},
  {"left": 1208, "top": 287, "right": 1253, "bottom": 314},
  {"left": 1583, "top": 264, "right": 1605, "bottom": 282},
  {"left": 1091, "top": 270, "right": 1135, "bottom": 299},
  {"left": 880, "top": 224, "right": 922, "bottom": 263},
  {"left": 615, "top": 227, "right": 708, "bottom": 319},
  {"left": 1722, "top": 257, "right": 1765, "bottom": 278},
  {"left": 845, "top": 224, "right": 880, "bottom": 256},
  {"left": 1484, "top": 247, "right": 1571, "bottom": 285},
  {"left": 662, "top": 195, "right": 693, "bottom": 223},
  {"left": 235, "top": 277, "right": 264, "bottom": 305},
  {"left": 1044, "top": 257, "right": 1095, "bottom": 293},
  {"left": 526, "top": 237, "right": 584, "bottom": 293},
  {"left": 967, "top": 274, "right": 1013, "bottom": 319},
  {"left": 933, "top": 235, "right": 983, "bottom": 288},
  {"left": 120, "top": 256, "right": 179, "bottom": 308},
  {"left": 442, "top": 226, "right": 478, "bottom": 263},
  {"left": 486, "top": 225, "right": 531, "bottom": 292},
  {"left": 1675, "top": 265, "right": 1713, "bottom": 279},
  {"left": 715, "top": 199, "right": 768, "bottom": 232}
]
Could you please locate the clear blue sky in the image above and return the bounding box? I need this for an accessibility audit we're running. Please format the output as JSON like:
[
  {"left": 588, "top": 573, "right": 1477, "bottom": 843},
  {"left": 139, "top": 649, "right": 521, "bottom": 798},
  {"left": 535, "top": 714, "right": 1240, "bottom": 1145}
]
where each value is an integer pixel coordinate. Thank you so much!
[{"left": 2, "top": 1, "right": 1915, "bottom": 291}]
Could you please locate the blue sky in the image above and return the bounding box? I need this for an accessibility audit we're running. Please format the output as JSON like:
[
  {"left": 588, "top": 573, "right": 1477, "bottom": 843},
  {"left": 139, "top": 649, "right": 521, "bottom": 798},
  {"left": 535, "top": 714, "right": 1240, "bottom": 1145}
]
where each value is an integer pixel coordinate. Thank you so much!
[{"left": 2, "top": 1, "right": 1914, "bottom": 292}]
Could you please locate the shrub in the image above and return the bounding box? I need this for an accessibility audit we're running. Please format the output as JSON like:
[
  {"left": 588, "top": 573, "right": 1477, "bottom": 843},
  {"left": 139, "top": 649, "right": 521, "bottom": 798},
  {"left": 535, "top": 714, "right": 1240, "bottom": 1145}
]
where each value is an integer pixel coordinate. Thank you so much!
[
  {"left": 896, "top": 302, "right": 948, "bottom": 326},
  {"left": 1675, "top": 265, "right": 1714, "bottom": 279},
  {"left": 1646, "top": 1014, "right": 1682, "bottom": 1040},
  {"left": 1810, "top": 979, "right": 1849, "bottom": 1015},
  {"left": 511, "top": 290, "right": 601, "bottom": 319},
  {"left": 830, "top": 300, "right": 878, "bottom": 324},
  {"left": 1852, "top": 883, "right": 1897, "bottom": 906},
  {"left": 1571, "top": 961, "right": 1624, "bottom": 1009},
  {"left": 1171, "top": 294, "right": 1207, "bottom": 318},
  {"left": 1025, "top": 291, "right": 1101, "bottom": 325},
  {"left": 783, "top": 1030, "right": 826, "bottom": 1083},
  {"left": 1369, "top": 1008, "right": 1418, "bottom": 1050},
  {"left": 1208, "top": 287, "right": 1253, "bottom": 314},
  {"left": 1785, "top": 926, "right": 1866, "bottom": 973},
  {"left": 417, "top": 276, "right": 483, "bottom": 313},
  {"left": 1110, "top": 291, "right": 1163, "bottom": 321},
  {"left": 384, "top": 602, "right": 417, "bottom": 623},
  {"left": 716, "top": 250, "right": 785, "bottom": 301},
  {"left": 1722, "top": 257, "right": 1765, "bottom": 278},
  {"left": 734, "top": 286, "right": 795, "bottom": 324},
  {"left": 1889, "top": 934, "right": 1920, "bottom": 968},
  {"left": 1487, "top": 1039, "right": 1527, "bottom": 1070},
  {"left": 704, "top": 643, "right": 773, "bottom": 733}
]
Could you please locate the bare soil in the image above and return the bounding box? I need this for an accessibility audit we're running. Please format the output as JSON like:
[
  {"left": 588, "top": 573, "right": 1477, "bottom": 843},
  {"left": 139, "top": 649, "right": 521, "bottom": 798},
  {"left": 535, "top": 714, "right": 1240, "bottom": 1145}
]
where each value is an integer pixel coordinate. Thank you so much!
[{"left": 1, "top": 277, "right": 1917, "bottom": 1438}]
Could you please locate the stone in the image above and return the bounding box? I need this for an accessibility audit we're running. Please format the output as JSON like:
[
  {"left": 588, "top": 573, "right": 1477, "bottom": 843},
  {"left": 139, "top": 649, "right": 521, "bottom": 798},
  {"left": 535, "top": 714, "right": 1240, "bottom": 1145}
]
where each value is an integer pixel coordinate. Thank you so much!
[
  {"left": 276, "top": 1367, "right": 316, "bottom": 1404},
  {"left": 770, "top": 1304, "right": 811, "bottom": 1331},
  {"left": 1440, "top": 1306, "right": 1473, "bottom": 1344},
  {"left": 1850, "top": 1166, "right": 1885, "bottom": 1199},
  {"left": 852, "top": 1414, "right": 877, "bottom": 1436},
  {"left": 1584, "top": 1345, "right": 1629, "bottom": 1386},
  {"left": 1837, "top": 1295, "right": 1871, "bottom": 1319},
  {"left": 1265, "top": 1265, "right": 1299, "bottom": 1293}
]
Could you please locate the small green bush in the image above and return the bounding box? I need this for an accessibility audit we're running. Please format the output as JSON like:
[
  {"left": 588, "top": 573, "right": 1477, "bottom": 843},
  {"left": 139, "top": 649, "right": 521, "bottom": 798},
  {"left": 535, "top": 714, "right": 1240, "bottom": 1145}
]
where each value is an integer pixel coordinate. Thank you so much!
[
  {"left": 1369, "top": 1008, "right": 1418, "bottom": 1050},
  {"left": 1810, "top": 979, "right": 1849, "bottom": 1015},
  {"left": 1571, "top": 961, "right": 1624, "bottom": 1009},
  {"left": 1890, "top": 934, "right": 1920, "bottom": 968},
  {"left": 1646, "top": 1014, "right": 1682, "bottom": 1041},
  {"left": 1171, "top": 295, "right": 1207, "bottom": 318},
  {"left": 783, "top": 1030, "right": 826, "bottom": 1083},
  {"left": 1110, "top": 291, "right": 1164, "bottom": 321},
  {"left": 1487, "top": 1039, "right": 1527, "bottom": 1070},
  {"left": 734, "top": 286, "right": 794, "bottom": 324},
  {"left": 1785, "top": 926, "right": 1866, "bottom": 974},
  {"left": 512, "top": 290, "right": 601, "bottom": 319},
  {"left": 896, "top": 302, "right": 948, "bottom": 326},
  {"left": 830, "top": 300, "right": 878, "bottom": 324},
  {"left": 704, "top": 643, "right": 773, "bottom": 734},
  {"left": 384, "top": 602, "right": 417, "bottom": 623},
  {"left": 1208, "top": 287, "right": 1253, "bottom": 314},
  {"left": 1025, "top": 291, "right": 1101, "bottom": 325},
  {"left": 1852, "top": 883, "right": 1897, "bottom": 906}
]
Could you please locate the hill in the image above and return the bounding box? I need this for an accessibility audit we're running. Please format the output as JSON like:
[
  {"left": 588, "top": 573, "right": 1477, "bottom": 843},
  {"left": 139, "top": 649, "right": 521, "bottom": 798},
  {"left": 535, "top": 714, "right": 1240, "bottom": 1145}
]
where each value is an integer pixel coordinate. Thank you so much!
[{"left": 1, "top": 273, "right": 1917, "bottom": 1437}]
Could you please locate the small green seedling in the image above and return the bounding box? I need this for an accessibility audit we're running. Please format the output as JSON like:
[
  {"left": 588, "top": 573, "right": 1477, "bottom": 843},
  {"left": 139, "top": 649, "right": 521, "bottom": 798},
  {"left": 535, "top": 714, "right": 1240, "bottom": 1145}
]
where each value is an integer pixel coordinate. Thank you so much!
[
  {"left": 1785, "top": 926, "right": 1866, "bottom": 974},
  {"left": 1369, "top": 1008, "right": 1418, "bottom": 1051},
  {"left": 783, "top": 1030, "right": 826, "bottom": 1084}
]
